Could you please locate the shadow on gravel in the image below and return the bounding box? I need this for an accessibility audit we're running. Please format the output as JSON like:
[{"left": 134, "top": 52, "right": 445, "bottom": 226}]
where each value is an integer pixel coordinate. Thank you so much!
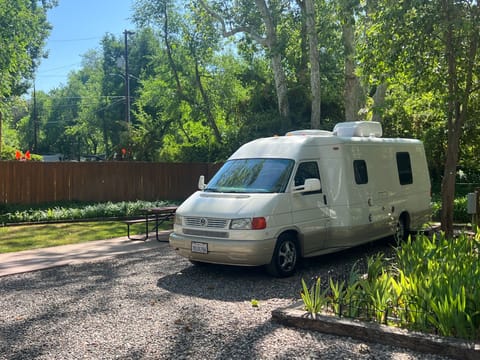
[
  {"left": 0, "top": 251, "right": 162, "bottom": 357},
  {"left": 157, "top": 237, "right": 397, "bottom": 302}
]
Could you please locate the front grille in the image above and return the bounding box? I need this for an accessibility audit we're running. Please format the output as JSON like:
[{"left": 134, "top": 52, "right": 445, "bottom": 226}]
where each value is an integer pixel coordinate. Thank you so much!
[
  {"left": 184, "top": 216, "right": 228, "bottom": 229},
  {"left": 183, "top": 229, "right": 229, "bottom": 238}
]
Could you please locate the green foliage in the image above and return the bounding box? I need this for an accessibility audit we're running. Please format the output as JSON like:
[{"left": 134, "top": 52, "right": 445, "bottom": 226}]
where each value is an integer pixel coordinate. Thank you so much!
[
  {"left": 301, "top": 233, "right": 480, "bottom": 341},
  {"left": 0, "top": 0, "right": 55, "bottom": 97},
  {"left": 7, "top": 0, "right": 350, "bottom": 163},
  {"left": 0, "top": 145, "right": 19, "bottom": 160},
  {"left": 431, "top": 195, "right": 470, "bottom": 223},
  {"left": 2, "top": 0, "right": 478, "bottom": 235},
  {"left": 0, "top": 200, "right": 176, "bottom": 225},
  {"left": 301, "top": 277, "right": 328, "bottom": 315}
]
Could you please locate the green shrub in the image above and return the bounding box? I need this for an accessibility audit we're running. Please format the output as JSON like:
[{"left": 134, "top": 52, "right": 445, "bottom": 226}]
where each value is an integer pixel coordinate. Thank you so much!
[
  {"left": 0, "top": 200, "right": 177, "bottom": 225},
  {"left": 302, "top": 232, "right": 480, "bottom": 341},
  {"left": 431, "top": 195, "right": 470, "bottom": 223}
]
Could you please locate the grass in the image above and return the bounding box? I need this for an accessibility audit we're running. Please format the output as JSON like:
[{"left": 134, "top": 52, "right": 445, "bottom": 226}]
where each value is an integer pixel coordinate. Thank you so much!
[{"left": 0, "top": 220, "right": 172, "bottom": 253}]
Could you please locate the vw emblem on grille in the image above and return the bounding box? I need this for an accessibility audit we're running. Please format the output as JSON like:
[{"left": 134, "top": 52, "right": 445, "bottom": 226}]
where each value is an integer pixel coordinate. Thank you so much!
[{"left": 199, "top": 218, "right": 207, "bottom": 226}]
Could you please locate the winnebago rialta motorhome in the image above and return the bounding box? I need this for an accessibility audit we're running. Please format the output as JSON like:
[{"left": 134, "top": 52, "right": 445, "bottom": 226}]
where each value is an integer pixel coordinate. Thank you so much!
[{"left": 169, "top": 121, "right": 431, "bottom": 277}]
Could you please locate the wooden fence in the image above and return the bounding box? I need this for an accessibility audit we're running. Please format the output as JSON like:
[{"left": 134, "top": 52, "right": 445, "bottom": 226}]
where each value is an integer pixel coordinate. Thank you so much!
[{"left": 0, "top": 161, "right": 222, "bottom": 205}]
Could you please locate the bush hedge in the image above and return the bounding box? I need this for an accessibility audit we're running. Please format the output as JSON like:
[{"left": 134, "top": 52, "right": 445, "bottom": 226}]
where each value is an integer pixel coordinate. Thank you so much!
[{"left": 0, "top": 200, "right": 177, "bottom": 225}]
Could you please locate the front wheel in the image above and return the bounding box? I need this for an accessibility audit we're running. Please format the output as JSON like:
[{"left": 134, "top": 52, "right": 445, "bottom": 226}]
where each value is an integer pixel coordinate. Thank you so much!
[{"left": 266, "top": 235, "right": 298, "bottom": 277}]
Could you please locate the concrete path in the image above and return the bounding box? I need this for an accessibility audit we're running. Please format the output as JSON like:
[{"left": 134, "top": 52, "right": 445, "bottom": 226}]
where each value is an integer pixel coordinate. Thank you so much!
[{"left": 0, "top": 230, "right": 171, "bottom": 277}]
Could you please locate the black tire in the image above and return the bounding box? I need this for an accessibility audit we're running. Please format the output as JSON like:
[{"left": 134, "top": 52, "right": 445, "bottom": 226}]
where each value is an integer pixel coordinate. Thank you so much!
[
  {"left": 394, "top": 215, "right": 409, "bottom": 242},
  {"left": 266, "top": 235, "right": 298, "bottom": 277}
]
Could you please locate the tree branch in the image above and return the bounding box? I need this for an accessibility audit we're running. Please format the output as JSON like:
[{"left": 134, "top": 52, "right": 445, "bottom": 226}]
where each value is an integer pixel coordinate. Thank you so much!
[{"left": 197, "top": 0, "right": 268, "bottom": 46}]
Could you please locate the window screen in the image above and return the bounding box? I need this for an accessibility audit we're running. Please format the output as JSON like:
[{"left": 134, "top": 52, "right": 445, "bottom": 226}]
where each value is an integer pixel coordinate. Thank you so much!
[
  {"left": 396, "top": 152, "right": 413, "bottom": 185},
  {"left": 353, "top": 160, "right": 368, "bottom": 184}
]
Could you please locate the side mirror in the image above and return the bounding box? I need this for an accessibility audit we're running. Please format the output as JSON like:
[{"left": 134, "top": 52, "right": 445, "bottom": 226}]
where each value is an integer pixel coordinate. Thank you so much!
[
  {"left": 292, "top": 178, "right": 321, "bottom": 193},
  {"left": 198, "top": 175, "right": 207, "bottom": 190}
]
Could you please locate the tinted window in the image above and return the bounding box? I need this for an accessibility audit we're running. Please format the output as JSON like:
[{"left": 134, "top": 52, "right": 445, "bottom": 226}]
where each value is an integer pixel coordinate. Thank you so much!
[
  {"left": 396, "top": 152, "right": 413, "bottom": 185},
  {"left": 294, "top": 161, "right": 321, "bottom": 186},
  {"left": 353, "top": 160, "right": 368, "bottom": 184}
]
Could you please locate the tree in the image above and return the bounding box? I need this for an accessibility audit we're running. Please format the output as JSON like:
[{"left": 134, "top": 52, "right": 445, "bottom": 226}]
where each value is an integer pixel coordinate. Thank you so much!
[
  {"left": 133, "top": 0, "right": 230, "bottom": 159},
  {"left": 338, "top": 0, "right": 365, "bottom": 121},
  {"left": 199, "top": 0, "right": 292, "bottom": 131},
  {"left": 296, "top": 0, "right": 321, "bottom": 128},
  {"left": 101, "top": 33, "right": 128, "bottom": 155},
  {"left": 67, "top": 51, "right": 106, "bottom": 156},
  {"left": 0, "top": 0, "right": 56, "bottom": 154},
  {"left": 359, "top": 0, "right": 480, "bottom": 236}
]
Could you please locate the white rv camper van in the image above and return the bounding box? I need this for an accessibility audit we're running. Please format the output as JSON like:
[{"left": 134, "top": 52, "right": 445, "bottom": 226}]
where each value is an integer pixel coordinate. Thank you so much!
[{"left": 169, "top": 121, "right": 431, "bottom": 277}]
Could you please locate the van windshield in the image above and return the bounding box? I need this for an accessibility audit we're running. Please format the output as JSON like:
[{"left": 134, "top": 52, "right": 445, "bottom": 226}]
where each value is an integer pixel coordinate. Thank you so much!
[{"left": 205, "top": 158, "right": 294, "bottom": 193}]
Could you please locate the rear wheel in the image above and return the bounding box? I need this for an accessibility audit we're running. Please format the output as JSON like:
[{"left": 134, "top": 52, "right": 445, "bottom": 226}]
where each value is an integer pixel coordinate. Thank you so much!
[
  {"left": 266, "top": 234, "right": 298, "bottom": 277},
  {"left": 395, "top": 215, "right": 409, "bottom": 242}
]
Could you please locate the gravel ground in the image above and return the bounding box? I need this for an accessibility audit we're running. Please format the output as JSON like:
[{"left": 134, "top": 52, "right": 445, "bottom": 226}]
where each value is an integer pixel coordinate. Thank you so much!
[{"left": 0, "top": 238, "right": 452, "bottom": 360}]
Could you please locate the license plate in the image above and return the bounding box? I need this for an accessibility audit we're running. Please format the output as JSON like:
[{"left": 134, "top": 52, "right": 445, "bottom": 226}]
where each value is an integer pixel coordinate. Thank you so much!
[{"left": 191, "top": 241, "right": 208, "bottom": 254}]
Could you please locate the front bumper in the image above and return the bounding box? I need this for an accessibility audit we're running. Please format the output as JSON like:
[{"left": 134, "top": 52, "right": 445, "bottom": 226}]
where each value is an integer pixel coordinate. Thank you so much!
[{"left": 169, "top": 232, "right": 276, "bottom": 266}]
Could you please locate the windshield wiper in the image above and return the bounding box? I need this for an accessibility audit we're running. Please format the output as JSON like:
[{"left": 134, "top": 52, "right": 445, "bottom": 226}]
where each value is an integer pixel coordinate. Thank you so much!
[{"left": 204, "top": 188, "right": 220, "bottom": 192}]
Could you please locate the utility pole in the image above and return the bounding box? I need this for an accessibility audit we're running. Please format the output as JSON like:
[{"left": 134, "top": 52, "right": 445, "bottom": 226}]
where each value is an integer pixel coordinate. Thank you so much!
[
  {"left": 123, "top": 30, "right": 134, "bottom": 125},
  {"left": 33, "top": 84, "right": 38, "bottom": 152}
]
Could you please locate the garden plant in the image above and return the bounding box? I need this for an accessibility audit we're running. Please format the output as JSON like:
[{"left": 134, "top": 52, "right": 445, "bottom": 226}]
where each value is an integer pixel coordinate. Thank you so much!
[{"left": 300, "top": 231, "right": 480, "bottom": 342}]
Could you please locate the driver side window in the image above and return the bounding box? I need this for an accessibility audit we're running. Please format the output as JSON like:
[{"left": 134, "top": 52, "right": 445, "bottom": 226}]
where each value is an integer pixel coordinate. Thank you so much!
[{"left": 294, "top": 161, "right": 321, "bottom": 192}]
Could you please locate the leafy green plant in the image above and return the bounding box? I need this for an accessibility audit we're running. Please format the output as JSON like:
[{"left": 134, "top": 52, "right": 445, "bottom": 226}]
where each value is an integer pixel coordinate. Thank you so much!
[
  {"left": 301, "top": 277, "right": 327, "bottom": 315},
  {"left": 304, "top": 232, "right": 480, "bottom": 341},
  {"left": 329, "top": 278, "right": 345, "bottom": 316},
  {"left": 431, "top": 195, "right": 469, "bottom": 223}
]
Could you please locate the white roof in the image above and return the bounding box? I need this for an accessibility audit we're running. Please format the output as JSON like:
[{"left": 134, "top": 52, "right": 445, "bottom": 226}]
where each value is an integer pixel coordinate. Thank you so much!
[{"left": 230, "top": 122, "right": 422, "bottom": 160}]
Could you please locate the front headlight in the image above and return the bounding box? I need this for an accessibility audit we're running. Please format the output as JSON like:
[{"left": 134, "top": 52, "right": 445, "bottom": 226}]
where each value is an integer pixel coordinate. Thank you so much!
[
  {"left": 230, "top": 217, "right": 266, "bottom": 230},
  {"left": 174, "top": 214, "right": 183, "bottom": 226},
  {"left": 230, "top": 218, "right": 252, "bottom": 230}
]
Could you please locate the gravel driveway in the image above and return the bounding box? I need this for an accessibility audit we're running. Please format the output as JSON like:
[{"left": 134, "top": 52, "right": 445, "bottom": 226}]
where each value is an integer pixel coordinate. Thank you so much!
[{"left": 0, "top": 238, "right": 451, "bottom": 360}]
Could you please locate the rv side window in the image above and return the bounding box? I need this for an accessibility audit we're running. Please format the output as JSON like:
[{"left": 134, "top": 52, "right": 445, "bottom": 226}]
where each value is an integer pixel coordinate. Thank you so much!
[
  {"left": 353, "top": 160, "right": 368, "bottom": 184},
  {"left": 294, "top": 162, "right": 321, "bottom": 193},
  {"left": 396, "top": 152, "right": 413, "bottom": 185}
]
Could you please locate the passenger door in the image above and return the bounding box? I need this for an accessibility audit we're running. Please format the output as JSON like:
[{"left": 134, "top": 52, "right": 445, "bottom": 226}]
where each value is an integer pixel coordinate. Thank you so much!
[{"left": 291, "top": 161, "right": 330, "bottom": 256}]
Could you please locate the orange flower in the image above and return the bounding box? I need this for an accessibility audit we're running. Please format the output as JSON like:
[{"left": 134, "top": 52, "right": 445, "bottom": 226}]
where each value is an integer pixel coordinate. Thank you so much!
[
  {"left": 15, "top": 150, "right": 22, "bottom": 160},
  {"left": 25, "top": 150, "right": 31, "bottom": 160}
]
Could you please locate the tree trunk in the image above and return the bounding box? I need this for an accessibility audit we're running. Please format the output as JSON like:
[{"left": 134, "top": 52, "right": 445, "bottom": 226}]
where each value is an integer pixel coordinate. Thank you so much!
[
  {"left": 0, "top": 110, "right": 2, "bottom": 155},
  {"left": 439, "top": 0, "right": 478, "bottom": 237},
  {"left": 255, "top": 0, "right": 291, "bottom": 131},
  {"left": 193, "top": 51, "right": 223, "bottom": 143},
  {"left": 342, "top": 17, "right": 363, "bottom": 121},
  {"left": 371, "top": 83, "right": 387, "bottom": 122},
  {"left": 303, "top": 0, "right": 321, "bottom": 129},
  {"left": 440, "top": 124, "right": 460, "bottom": 238},
  {"left": 440, "top": 20, "right": 459, "bottom": 238}
]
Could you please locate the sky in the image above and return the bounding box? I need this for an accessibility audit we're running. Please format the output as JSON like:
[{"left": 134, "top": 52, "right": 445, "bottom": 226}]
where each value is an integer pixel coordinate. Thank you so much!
[{"left": 35, "top": 0, "right": 135, "bottom": 92}]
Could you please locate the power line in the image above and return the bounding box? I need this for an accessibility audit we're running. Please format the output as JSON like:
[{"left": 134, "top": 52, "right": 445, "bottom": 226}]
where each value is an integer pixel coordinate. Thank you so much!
[
  {"left": 48, "top": 36, "right": 102, "bottom": 43},
  {"left": 36, "top": 63, "right": 82, "bottom": 74}
]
